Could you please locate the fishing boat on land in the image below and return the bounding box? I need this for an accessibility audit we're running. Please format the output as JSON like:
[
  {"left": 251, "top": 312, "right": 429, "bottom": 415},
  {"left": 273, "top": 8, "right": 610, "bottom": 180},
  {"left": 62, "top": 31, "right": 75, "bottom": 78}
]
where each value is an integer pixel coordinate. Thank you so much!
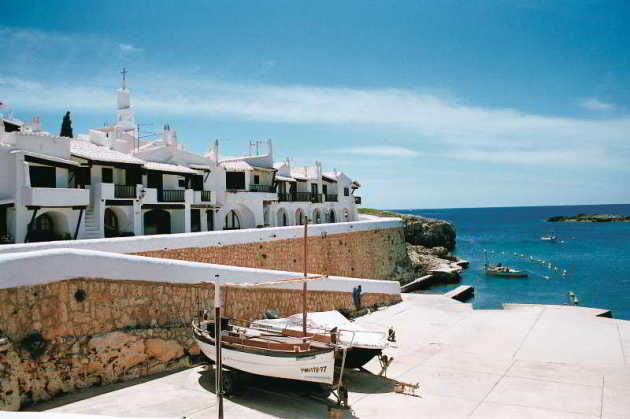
[
  {"left": 192, "top": 317, "right": 337, "bottom": 384},
  {"left": 251, "top": 310, "right": 395, "bottom": 369}
]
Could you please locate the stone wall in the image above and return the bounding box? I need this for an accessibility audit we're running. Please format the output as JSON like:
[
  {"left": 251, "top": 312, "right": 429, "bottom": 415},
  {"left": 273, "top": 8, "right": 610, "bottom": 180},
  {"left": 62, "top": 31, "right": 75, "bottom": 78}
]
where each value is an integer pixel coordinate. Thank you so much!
[
  {"left": 0, "top": 277, "right": 400, "bottom": 410},
  {"left": 134, "top": 228, "right": 410, "bottom": 281}
]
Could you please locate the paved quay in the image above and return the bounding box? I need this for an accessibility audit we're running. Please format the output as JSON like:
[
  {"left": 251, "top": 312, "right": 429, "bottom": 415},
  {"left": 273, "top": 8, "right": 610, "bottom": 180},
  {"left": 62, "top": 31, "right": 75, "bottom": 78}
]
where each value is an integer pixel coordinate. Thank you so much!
[{"left": 23, "top": 293, "right": 630, "bottom": 418}]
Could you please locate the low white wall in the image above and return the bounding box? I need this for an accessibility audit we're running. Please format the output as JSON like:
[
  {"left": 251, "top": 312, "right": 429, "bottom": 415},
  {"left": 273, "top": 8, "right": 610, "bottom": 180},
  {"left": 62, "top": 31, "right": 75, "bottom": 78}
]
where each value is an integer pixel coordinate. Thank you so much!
[
  {"left": 0, "top": 217, "right": 402, "bottom": 256},
  {"left": 0, "top": 248, "right": 400, "bottom": 295}
]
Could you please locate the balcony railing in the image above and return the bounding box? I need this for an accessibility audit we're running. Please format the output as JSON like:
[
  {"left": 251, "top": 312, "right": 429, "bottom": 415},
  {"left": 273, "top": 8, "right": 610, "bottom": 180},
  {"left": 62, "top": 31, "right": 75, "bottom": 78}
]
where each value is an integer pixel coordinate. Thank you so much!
[
  {"left": 295, "top": 192, "right": 312, "bottom": 202},
  {"left": 311, "top": 194, "right": 323, "bottom": 203},
  {"left": 201, "top": 190, "right": 213, "bottom": 202},
  {"left": 249, "top": 184, "right": 275, "bottom": 193},
  {"left": 114, "top": 184, "right": 136, "bottom": 199},
  {"left": 354, "top": 196, "right": 362, "bottom": 205},
  {"left": 158, "top": 189, "right": 185, "bottom": 202},
  {"left": 278, "top": 193, "right": 294, "bottom": 202},
  {"left": 325, "top": 194, "right": 338, "bottom": 202}
]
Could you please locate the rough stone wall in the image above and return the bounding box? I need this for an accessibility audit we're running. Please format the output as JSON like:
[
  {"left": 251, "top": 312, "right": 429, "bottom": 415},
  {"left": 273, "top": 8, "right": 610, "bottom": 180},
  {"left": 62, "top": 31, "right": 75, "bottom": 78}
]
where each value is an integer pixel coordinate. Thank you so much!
[
  {"left": 134, "top": 228, "right": 410, "bottom": 281},
  {"left": 0, "top": 277, "right": 400, "bottom": 410}
]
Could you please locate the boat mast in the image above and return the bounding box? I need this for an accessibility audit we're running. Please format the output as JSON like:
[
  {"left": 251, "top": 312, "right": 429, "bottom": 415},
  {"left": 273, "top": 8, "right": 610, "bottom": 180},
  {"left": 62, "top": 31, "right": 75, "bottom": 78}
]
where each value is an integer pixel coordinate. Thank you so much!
[
  {"left": 214, "top": 274, "right": 224, "bottom": 419},
  {"left": 303, "top": 217, "right": 308, "bottom": 336}
]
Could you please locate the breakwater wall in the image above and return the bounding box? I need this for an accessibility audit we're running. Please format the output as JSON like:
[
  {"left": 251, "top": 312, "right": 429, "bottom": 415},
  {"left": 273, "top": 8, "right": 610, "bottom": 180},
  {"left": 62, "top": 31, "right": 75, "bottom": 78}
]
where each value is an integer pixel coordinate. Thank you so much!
[{"left": 0, "top": 249, "right": 400, "bottom": 410}]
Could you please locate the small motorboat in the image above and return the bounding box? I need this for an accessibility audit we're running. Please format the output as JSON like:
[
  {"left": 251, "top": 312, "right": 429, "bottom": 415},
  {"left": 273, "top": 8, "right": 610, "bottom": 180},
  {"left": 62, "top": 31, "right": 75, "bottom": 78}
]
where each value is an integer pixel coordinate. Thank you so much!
[
  {"left": 251, "top": 310, "right": 395, "bottom": 369},
  {"left": 541, "top": 234, "right": 558, "bottom": 241},
  {"left": 485, "top": 264, "right": 528, "bottom": 278}
]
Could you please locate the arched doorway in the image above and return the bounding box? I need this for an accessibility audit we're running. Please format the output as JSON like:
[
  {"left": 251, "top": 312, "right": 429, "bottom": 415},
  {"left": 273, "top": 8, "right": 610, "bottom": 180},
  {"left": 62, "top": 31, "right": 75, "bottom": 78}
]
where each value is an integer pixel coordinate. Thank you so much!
[
  {"left": 144, "top": 209, "right": 171, "bottom": 235},
  {"left": 30, "top": 211, "right": 70, "bottom": 242},
  {"left": 206, "top": 210, "right": 214, "bottom": 231},
  {"left": 312, "top": 208, "right": 321, "bottom": 224},
  {"left": 104, "top": 208, "right": 119, "bottom": 238},
  {"left": 328, "top": 209, "right": 336, "bottom": 223},
  {"left": 277, "top": 208, "right": 288, "bottom": 226},
  {"left": 224, "top": 210, "right": 240, "bottom": 230},
  {"left": 295, "top": 208, "right": 305, "bottom": 225}
]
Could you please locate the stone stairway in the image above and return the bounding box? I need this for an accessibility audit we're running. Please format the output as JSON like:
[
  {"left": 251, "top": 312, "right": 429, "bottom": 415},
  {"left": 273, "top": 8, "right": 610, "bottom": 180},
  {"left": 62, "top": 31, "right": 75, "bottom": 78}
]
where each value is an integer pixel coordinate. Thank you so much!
[{"left": 83, "top": 208, "right": 101, "bottom": 239}]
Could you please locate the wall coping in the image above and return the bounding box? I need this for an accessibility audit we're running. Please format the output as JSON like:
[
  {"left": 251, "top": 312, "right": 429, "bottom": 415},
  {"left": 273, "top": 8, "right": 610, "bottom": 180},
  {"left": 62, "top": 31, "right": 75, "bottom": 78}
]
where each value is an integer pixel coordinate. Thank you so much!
[
  {"left": 0, "top": 248, "right": 400, "bottom": 295},
  {"left": 0, "top": 217, "right": 402, "bottom": 256}
]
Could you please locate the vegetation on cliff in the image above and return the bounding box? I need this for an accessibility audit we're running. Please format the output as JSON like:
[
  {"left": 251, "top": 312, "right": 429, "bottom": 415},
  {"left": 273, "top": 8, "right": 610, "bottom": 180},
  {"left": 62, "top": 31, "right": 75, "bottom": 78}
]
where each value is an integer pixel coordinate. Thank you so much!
[{"left": 547, "top": 213, "right": 630, "bottom": 222}]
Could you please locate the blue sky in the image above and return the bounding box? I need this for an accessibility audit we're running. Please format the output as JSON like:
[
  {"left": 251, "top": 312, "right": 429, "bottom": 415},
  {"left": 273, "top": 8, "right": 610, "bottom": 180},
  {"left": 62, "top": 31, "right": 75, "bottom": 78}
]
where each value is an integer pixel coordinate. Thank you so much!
[{"left": 1, "top": 1, "right": 629, "bottom": 209}]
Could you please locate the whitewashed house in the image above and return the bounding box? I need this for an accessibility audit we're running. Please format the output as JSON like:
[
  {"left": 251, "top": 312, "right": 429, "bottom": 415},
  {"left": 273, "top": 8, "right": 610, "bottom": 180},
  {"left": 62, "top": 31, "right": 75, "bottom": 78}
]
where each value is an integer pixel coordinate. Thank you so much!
[{"left": 0, "top": 73, "right": 362, "bottom": 244}]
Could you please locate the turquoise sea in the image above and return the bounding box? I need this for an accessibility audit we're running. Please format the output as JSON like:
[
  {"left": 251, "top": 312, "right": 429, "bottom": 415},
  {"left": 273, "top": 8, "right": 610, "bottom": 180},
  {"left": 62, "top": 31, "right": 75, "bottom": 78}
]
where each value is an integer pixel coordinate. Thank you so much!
[{"left": 396, "top": 204, "right": 630, "bottom": 320}]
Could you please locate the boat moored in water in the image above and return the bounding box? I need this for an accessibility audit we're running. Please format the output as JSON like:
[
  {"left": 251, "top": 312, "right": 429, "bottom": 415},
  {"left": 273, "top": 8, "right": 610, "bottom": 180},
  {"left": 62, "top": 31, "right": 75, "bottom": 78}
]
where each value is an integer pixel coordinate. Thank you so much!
[{"left": 484, "top": 264, "right": 528, "bottom": 278}]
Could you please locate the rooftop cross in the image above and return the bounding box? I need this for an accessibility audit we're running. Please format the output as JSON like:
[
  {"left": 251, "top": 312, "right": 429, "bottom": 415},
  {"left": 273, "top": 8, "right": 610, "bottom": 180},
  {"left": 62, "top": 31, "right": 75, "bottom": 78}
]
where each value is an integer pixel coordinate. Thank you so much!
[{"left": 121, "top": 67, "right": 128, "bottom": 89}]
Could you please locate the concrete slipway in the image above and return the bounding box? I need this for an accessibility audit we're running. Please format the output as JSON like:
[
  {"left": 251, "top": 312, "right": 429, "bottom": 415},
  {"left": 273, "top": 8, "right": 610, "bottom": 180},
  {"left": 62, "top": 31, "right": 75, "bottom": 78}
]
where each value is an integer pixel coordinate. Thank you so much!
[{"left": 20, "top": 294, "right": 630, "bottom": 419}]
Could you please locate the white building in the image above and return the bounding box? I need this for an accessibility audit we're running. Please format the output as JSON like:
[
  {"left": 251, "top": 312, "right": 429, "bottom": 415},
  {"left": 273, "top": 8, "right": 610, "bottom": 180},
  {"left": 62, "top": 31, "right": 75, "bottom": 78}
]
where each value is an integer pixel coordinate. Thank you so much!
[{"left": 0, "top": 76, "right": 361, "bottom": 244}]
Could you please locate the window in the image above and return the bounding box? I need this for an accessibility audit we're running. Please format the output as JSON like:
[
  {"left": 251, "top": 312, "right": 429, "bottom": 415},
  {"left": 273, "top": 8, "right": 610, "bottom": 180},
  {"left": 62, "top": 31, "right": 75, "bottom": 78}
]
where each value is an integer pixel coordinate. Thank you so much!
[
  {"left": 344, "top": 187, "right": 349, "bottom": 197},
  {"left": 226, "top": 172, "right": 245, "bottom": 190},
  {"left": 311, "top": 183, "right": 319, "bottom": 195},
  {"left": 29, "top": 166, "right": 56, "bottom": 188},
  {"left": 224, "top": 210, "right": 240, "bottom": 230},
  {"left": 191, "top": 209, "right": 201, "bottom": 232},
  {"left": 191, "top": 175, "right": 204, "bottom": 191},
  {"left": 147, "top": 172, "right": 162, "bottom": 189},
  {"left": 78, "top": 167, "right": 91, "bottom": 187},
  {"left": 178, "top": 178, "right": 186, "bottom": 188},
  {"left": 0, "top": 206, "right": 7, "bottom": 236},
  {"left": 254, "top": 174, "right": 260, "bottom": 185},
  {"left": 35, "top": 213, "right": 53, "bottom": 231},
  {"left": 322, "top": 184, "right": 327, "bottom": 195},
  {"left": 126, "top": 169, "right": 141, "bottom": 186},
  {"left": 102, "top": 168, "right": 113, "bottom": 183}
]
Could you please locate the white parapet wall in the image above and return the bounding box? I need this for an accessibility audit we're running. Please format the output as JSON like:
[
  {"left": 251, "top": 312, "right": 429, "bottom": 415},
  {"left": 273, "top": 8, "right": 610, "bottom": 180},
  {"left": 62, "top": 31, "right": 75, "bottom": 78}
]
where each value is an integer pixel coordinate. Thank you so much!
[
  {"left": 0, "top": 217, "right": 402, "bottom": 256},
  {"left": 0, "top": 248, "right": 400, "bottom": 295}
]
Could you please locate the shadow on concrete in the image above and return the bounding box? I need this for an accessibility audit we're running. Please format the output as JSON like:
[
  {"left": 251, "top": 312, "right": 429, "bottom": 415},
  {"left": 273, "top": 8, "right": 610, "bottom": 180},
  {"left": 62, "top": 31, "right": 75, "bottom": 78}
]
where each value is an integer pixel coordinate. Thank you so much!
[
  {"left": 22, "top": 366, "right": 193, "bottom": 412},
  {"left": 197, "top": 368, "right": 337, "bottom": 418}
]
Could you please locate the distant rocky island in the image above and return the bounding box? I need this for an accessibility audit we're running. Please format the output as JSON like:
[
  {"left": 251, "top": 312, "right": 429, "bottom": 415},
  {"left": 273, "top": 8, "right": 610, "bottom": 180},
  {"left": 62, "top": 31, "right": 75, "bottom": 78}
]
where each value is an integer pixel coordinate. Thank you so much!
[{"left": 547, "top": 213, "right": 630, "bottom": 222}]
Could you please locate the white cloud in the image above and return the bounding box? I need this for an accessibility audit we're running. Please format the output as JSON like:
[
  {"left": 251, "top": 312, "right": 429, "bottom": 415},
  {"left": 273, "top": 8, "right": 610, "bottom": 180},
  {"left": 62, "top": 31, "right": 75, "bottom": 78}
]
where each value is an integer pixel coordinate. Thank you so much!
[
  {"left": 2, "top": 72, "right": 629, "bottom": 170},
  {"left": 333, "top": 146, "right": 420, "bottom": 157},
  {"left": 119, "top": 43, "right": 143, "bottom": 54},
  {"left": 579, "top": 98, "right": 615, "bottom": 111}
]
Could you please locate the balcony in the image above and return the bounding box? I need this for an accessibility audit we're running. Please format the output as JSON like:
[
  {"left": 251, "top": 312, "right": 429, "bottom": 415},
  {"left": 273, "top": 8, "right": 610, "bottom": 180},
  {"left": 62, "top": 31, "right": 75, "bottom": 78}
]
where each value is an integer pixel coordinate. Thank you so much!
[
  {"left": 311, "top": 194, "right": 323, "bottom": 203},
  {"left": 23, "top": 187, "right": 90, "bottom": 207},
  {"left": 201, "top": 190, "right": 213, "bottom": 201},
  {"left": 354, "top": 196, "right": 362, "bottom": 205},
  {"left": 278, "top": 193, "right": 294, "bottom": 202},
  {"left": 325, "top": 194, "right": 338, "bottom": 202},
  {"left": 158, "top": 189, "right": 185, "bottom": 202},
  {"left": 295, "top": 192, "right": 312, "bottom": 202},
  {"left": 193, "top": 190, "right": 215, "bottom": 205},
  {"left": 114, "top": 184, "right": 136, "bottom": 199},
  {"left": 249, "top": 184, "right": 275, "bottom": 193}
]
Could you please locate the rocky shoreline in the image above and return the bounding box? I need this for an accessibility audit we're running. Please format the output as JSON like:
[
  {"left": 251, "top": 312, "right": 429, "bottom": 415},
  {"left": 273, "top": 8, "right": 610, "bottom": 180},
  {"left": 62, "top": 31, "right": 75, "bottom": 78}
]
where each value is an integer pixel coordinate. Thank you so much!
[
  {"left": 358, "top": 209, "right": 466, "bottom": 287},
  {"left": 547, "top": 213, "right": 630, "bottom": 222}
]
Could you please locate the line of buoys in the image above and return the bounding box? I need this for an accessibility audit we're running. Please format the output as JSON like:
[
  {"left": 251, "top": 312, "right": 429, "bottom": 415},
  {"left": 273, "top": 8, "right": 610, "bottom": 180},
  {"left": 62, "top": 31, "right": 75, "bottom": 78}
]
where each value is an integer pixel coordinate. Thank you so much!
[{"left": 482, "top": 248, "right": 571, "bottom": 279}]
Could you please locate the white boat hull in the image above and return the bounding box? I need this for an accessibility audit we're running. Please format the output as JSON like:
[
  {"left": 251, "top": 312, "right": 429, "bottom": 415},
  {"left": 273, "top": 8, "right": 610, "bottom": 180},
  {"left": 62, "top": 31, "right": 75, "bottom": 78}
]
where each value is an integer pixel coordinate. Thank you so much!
[{"left": 193, "top": 334, "right": 335, "bottom": 385}]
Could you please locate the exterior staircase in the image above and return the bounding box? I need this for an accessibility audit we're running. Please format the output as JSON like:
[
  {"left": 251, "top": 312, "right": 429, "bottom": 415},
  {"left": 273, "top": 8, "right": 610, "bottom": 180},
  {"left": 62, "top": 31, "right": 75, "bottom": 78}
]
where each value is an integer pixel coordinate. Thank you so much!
[{"left": 83, "top": 208, "right": 101, "bottom": 239}]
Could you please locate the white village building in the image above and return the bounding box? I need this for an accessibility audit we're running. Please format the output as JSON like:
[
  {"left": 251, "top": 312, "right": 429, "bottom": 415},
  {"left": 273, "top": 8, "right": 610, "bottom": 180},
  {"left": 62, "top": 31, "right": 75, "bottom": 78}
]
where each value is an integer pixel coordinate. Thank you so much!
[{"left": 0, "top": 76, "right": 361, "bottom": 244}]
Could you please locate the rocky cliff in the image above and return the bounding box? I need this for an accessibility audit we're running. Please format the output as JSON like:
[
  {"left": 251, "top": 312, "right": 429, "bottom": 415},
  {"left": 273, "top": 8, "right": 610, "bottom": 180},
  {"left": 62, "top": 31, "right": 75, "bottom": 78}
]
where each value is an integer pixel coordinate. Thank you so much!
[{"left": 359, "top": 209, "right": 461, "bottom": 284}]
